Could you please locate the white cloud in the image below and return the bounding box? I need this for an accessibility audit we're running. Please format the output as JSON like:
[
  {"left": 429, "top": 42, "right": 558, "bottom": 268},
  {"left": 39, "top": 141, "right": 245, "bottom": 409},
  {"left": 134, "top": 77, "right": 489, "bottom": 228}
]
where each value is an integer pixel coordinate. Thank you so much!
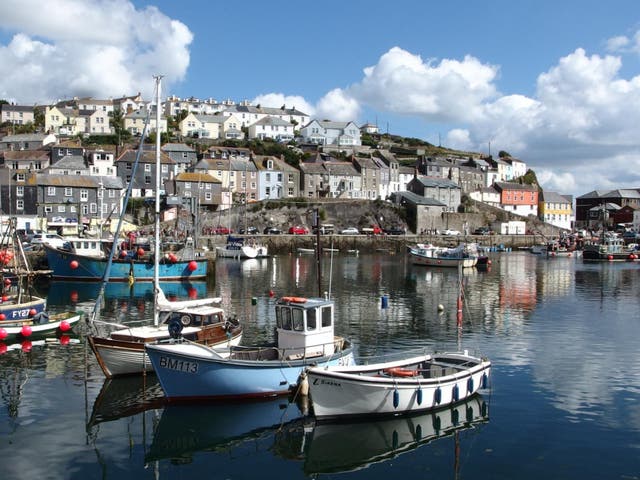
[
  {"left": 605, "top": 35, "right": 629, "bottom": 52},
  {"left": 251, "top": 93, "right": 316, "bottom": 118},
  {"left": 315, "top": 88, "right": 360, "bottom": 121},
  {"left": 0, "top": 0, "right": 192, "bottom": 103}
]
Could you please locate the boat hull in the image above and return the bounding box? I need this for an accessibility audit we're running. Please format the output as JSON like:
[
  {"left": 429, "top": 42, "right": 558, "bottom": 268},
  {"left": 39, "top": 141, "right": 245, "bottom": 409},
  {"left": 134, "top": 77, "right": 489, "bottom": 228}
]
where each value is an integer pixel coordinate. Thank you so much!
[
  {"left": 0, "top": 310, "right": 83, "bottom": 338},
  {"left": 582, "top": 249, "right": 638, "bottom": 261},
  {"left": 146, "top": 341, "right": 356, "bottom": 401},
  {"left": 306, "top": 352, "right": 491, "bottom": 418},
  {"left": 410, "top": 253, "right": 478, "bottom": 268},
  {"left": 89, "top": 326, "right": 243, "bottom": 378},
  {"left": 44, "top": 245, "right": 208, "bottom": 281},
  {"left": 0, "top": 296, "right": 46, "bottom": 321}
]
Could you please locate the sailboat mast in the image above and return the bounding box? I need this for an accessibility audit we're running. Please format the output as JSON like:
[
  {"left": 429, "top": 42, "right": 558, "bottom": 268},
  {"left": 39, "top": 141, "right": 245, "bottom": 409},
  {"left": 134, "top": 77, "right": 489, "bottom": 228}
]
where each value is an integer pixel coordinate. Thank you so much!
[{"left": 153, "top": 75, "right": 162, "bottom": 326}]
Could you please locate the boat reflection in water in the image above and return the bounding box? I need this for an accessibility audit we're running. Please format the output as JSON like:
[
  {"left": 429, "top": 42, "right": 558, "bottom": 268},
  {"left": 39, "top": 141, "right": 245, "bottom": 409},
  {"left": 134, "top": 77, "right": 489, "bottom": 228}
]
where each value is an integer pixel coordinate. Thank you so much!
[
  {"left": 145, "top": 396, "right": 306, "bottom": 464},
  {"left": 88, "top": 375, "right": 165, "bottom": 428},
  {"left": 44, "top": 280, "right": 208, "bottom": 305},
  {"left": 275, "top": 394, "right": 489, "bottom": 475}
]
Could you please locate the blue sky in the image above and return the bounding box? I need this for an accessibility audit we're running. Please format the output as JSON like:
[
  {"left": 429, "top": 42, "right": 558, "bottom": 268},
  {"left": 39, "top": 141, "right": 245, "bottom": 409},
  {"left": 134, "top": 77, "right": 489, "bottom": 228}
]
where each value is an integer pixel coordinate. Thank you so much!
[{"left": 1, "top": 0, "right": 640, "bottom": 198}]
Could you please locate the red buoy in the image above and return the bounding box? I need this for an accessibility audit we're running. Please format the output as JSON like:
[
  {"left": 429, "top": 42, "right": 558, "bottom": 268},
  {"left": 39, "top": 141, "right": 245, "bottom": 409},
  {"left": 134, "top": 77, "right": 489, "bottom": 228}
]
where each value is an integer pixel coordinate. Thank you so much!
[
  {"left": 187, "top": 260, "right": 197, "bottom": 271},
  {"left": 29, "top": 308, "right": 37, "bottom": 317},
  {"left": 21, "top": 325, "right": 32, "bottom": 337},
  {"left": 70, "top": 260, "right": 79, "bottom": 269},
  {"left": 0, "top": 313, "right": 5, "bottom": 321},
  {"left": 120, "top": 250, "right": 128, "bottom": 258},
  {"left": 269, "top": 289, "right": 275, "bottom": 297},
  {"left": 70, "top": 291, "right": 78, "bottom": 303},
  {"left": 188, "top": 287, "right": 197, "bottom": 299},
  {"left": 608, "top": 255, "right": 614, "bottom": 261},
  {"left": 59, "top": 320, "right": 71, "bottom": 332},
  {"left": 21, "top": 340, "right": 32, "bottom": 352},
  {"left": 0, "top": 343, "right": 7, "bottom": 355},
  {"left": 1, "top": 294, "right": 8, "bottom": 302},
  {"left": 137, "top": 248, "right": 145, "bottom": 257},
  {"left": 0, "top": 328, "right": 7, "bottom": 340},
  {"left": 59, "top": 335, "right": 70, "bottom": 346}
]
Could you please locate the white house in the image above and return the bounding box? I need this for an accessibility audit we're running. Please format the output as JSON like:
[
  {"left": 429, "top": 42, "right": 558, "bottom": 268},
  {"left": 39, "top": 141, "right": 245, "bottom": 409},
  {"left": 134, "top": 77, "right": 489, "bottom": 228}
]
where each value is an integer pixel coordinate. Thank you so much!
[
  {"left": 299, "top": 120, "right": 362, "bottom": 147},
  {"left": 247, "top": 117, "right": 294, "bottom": 142}
]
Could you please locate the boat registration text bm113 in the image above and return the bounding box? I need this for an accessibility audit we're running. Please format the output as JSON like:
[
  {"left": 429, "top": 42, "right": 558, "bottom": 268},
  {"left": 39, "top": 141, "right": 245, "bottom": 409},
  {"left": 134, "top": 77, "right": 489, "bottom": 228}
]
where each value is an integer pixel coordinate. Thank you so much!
[{"left": 158, "top": 356, "right": 198, "bottom": 374}]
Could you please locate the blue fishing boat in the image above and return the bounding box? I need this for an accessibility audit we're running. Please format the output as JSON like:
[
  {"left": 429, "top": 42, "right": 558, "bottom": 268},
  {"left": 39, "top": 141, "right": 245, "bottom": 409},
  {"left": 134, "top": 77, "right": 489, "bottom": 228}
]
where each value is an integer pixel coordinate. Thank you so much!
[
  {"left": 146, "top": 295, "right": 355, "bottom": 401},
  {"left": 43, "top": 244, "right": 207, "bottom": 282}
]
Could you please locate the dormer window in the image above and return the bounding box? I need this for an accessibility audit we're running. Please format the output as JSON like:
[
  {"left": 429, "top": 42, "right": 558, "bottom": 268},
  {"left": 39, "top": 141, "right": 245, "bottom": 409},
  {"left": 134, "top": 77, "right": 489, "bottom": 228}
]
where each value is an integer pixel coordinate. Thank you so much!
[{"left": 267, "top": 159, "right": 273, "bottom": 170}]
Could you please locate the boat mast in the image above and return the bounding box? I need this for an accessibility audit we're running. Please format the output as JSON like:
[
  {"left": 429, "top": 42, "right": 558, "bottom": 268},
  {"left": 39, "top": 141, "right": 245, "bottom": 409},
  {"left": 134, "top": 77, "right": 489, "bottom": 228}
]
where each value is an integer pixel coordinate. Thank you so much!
[{"left": 153, "top": 75, "right": 163, "bottom": 327}]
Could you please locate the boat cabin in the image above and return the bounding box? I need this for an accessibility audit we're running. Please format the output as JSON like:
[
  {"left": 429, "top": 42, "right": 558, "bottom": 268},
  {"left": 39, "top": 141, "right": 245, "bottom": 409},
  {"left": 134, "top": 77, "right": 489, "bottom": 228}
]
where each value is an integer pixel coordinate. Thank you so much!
[
  {"left": 59, "top": 237, "right": 112, "bottom": 258},
  {"left": 275, "top": 296, "right": 336, "bottom": 359}
]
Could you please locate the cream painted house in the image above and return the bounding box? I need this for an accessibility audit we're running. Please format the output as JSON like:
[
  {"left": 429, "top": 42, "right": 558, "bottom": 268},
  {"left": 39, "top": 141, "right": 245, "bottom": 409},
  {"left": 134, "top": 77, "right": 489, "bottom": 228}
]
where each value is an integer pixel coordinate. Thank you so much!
[
  {"left": 44, "top": 106, "right": 85, "bottom": 135},
  {"left": 124, "top": 109, "right": 167, "bottom": 136},
  {"left": 179, "top": 113, "right": 243, "bottom": 140}
]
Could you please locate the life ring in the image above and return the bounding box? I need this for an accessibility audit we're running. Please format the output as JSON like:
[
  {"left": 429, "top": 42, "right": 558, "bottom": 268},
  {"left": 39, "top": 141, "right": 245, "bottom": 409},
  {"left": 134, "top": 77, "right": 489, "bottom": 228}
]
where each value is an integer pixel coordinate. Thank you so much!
[
  {"left": 384, "top": 367, "right": 419, "bottom": 377},
  {"left": 168, "top": 319, "right": 183, "bottom": 338},
  {"left": 280, "top": 296, "right": 307, "bottom": 303},
  {"left": 180, "top": 314, "right": 192, "bottom": 326}
]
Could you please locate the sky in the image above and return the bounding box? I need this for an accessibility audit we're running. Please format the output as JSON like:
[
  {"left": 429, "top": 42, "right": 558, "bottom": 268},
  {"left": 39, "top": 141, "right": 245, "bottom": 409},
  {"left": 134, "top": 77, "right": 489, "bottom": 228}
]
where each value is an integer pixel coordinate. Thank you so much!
[{"left": 1, "top": 0, "right": 640, "bottom": 198}]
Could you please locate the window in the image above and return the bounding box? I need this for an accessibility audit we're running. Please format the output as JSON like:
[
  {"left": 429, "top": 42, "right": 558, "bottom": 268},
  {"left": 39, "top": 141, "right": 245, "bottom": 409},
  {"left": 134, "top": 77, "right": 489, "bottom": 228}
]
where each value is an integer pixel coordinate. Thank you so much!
[
  {"left": 44, "top": 206, "right": 52, "bottom": 213},
  {"left": 80, "top": 189, "right": 88, "bottom": 201},
  {"left": 58, "top": 205, "right": 66, "bottom": 213},
  {"left": 266, "top": 173, "right": 271, "bottom": 182},
  {"left": 16, "top": 173, "right": 25, "bottom": 181},
  {"left": 108, "top": 189, "right": 115, "bottom": 198},
  {"left": 145, "top": 176, "right": 152, "bottom": 185},
  {"left": 47, "top": 186, "right": 56, "bottom": 196},
  {"left": 205, "top": 192, "right": 212, "bottom": 201},
  {"left": 292, "top": 309, "right": 304, "bottom": 331},
  {"left": 16, "top": 186, "right": 24, "bottom": 197},
  {"left": 185, "top": 182, "right": 191, "bottom": 189},
  {"left": 321, "top": 306, "right": 332, "bottom": 328},
  {"left": 90, "top": 203, "right": 97, "bottom": 213},
  {"left": 64, "top": 187, "right": 73, "bottom": 197},
  {"left": 144, "top": 164, "right": 151, "bottom": 172},
  {"left": 162, "top": 165, "right": 168, "bottom": 173},
  {"left": 307, "top": 309, "right": 317, "bottom": 330},
  {"left": 16, "top": 199, "right": 24, "bottom": 210}
]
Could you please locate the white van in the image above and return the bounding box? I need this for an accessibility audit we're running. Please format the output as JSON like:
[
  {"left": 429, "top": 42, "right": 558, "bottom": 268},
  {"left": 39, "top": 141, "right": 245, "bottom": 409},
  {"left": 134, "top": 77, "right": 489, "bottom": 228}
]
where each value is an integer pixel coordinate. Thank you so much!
[{"left": 30, "top": 233, "right": 68, "bottom": 249}]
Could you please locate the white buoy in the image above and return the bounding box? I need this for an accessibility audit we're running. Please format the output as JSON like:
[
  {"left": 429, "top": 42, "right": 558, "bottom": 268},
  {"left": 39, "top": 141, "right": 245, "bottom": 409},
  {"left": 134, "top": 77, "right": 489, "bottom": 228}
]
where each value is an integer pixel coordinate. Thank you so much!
[{"left": 437, "top": 304, "right": 444, "bottom": 311}]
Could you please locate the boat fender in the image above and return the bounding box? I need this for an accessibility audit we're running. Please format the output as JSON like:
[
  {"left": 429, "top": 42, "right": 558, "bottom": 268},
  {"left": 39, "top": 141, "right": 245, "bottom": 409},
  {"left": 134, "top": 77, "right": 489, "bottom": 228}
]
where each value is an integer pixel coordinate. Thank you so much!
[
  {"left": 416, "top": 388, "right": 423, "bottom": 405},
  {"left": 32, "top": 312, "right": 49, "bottom": 325},
  {"left": 432, "top": 414, "right": 441, "bottom": 432},
  {"left": 434, "top": 386, "right": 442, "bottom": 405},
  {"left": 180, "top": 314, "right": 192, "bottom": 326},
  {"left": 452, "top": 384, "right": 459, "bottom": 402},
  {"left": 452, "top": 407, "right": 459, "bottom": 425},
  {"left": 168, "top": 319, "right": 183, "bottom": 339},
  {"left": 393, "top": 389, "right": 399, "bottom": 409},
  {"left": 481, "top": 372, "right": 489, "bottom": 389},
  {"left": 467, "top": 377, "right": 474, "bottom": 393}
]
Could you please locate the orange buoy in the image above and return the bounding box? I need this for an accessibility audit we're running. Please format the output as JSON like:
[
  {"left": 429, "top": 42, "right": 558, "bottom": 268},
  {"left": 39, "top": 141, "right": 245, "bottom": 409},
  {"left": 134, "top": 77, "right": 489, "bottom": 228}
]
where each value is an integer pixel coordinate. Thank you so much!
[{"left": 384, "top": 367, "right": 420, "bottom": 377}]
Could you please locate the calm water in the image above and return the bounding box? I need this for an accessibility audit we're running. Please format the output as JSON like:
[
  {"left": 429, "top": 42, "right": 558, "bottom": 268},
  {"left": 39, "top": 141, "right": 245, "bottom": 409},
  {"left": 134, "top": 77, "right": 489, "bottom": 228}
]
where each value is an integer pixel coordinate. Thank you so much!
[{"left": 1, "top": 251, "right": 639, "bottom": 479}]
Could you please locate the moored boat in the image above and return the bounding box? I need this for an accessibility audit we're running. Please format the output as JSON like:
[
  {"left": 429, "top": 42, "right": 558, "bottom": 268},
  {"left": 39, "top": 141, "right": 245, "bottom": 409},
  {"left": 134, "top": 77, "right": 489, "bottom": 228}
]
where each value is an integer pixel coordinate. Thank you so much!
[
  {"left": 0, "top": 310, "right": 83, "bottom": 340},
  {"left": 146, "top": 295, "right": 355, "bottom": 401},
  {"left": 582, "top": 234, "right": 639, "bottom": 262},
  {"left": 409, "top": 243, "right": 478, "bottom": 268},
  {"left": 88, "top": 290, "right": 243, "bottom": 378},
  {"left": 305, "top": 350, "right": 490, "bottom": 419},
  {"left": 216, "top": 235, "right": 268, "bottom": 259}
]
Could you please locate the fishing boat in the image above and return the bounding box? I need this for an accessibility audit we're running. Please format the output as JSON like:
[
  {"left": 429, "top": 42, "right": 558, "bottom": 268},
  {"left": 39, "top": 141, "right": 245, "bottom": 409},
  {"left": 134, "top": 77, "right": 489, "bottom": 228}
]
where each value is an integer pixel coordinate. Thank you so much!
[
  {"left": 87, "top": 76, "right": 242, "bottom": 378},
  {"left": 0, "top": 219, "right": 83, "bottom": 341},
  {"left": 582, "top": 233, "right": 639, "bottom": 262},
  {"left": 274, "top": 395, "right": 489, "bottom": 475},
  {"left": 304, "top": 350, "right": 490, "bottom": 419},
  {"left": 409, "top": 243, "right": 478, "bottom": 268},
  {"left": 216, "top": 235, "right": 268, "bottom": 259},
  {"left": 145, "top": 295, "right": 356, "bottom": 401},
  {"left": 43, "top": 235, "right": 207, "bottom": 281}
]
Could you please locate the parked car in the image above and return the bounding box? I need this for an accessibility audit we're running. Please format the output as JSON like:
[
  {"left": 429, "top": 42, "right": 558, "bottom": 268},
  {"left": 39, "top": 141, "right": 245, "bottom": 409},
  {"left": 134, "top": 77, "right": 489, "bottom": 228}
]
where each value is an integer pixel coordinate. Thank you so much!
[
  {"left": 288, "top": 226, "right": 309, "bottom": 235},
  {"left": 30, "top": 233, "right": 68, "bottom": 249},
  {"left": 340, "top": 227, "right": 360, "bottom": 235},
  {"left": 213, "top": 226, "right": 232, "bottom": 235},
  {"left": 473, "top": 227, "right": 492, "bottom": 235},
  {"left": 384, "top": 226, "right": 405, "bottom": 235},
  {"left": 442, "top": 229, "right": 461, "bottom": 236},
  {"left": 238, "top": 226, "right": 258, "bottom": 235},
  {"left": 263, "top": 226, "right": 282, "bottom": 235},
  {"left": 361, "top": 225, "right": 383, "bottom": 235},
  {"left": 312, "top": 224, "right": 335, "bottom": 235}
]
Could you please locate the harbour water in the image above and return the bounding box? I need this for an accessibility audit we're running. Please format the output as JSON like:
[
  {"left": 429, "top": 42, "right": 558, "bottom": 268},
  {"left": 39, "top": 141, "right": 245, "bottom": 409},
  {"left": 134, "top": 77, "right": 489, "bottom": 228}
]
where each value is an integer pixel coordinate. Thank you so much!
[{"left": 1, "top": 251, "right": 639, "bottom": 479}]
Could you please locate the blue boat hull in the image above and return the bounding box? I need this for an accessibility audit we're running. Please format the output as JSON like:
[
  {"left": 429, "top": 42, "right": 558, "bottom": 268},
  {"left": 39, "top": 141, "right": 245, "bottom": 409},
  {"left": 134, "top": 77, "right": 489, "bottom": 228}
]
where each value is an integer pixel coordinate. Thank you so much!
[
  {"left": 146, "top": 343, "right": 356, "bottom": 401},
  {"left": 44, "top": 246, "right": 208, "bottom": 281},
  {"left": 0, "top": 297, "right": 46, "bottom": 321}
]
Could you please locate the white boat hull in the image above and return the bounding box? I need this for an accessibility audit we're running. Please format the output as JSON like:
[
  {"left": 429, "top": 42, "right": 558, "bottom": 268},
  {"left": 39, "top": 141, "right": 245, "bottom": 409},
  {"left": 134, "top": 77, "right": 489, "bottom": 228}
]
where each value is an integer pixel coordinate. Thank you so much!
[{"left": 306, "top": 352, "right": 491, "bottom": 418}]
